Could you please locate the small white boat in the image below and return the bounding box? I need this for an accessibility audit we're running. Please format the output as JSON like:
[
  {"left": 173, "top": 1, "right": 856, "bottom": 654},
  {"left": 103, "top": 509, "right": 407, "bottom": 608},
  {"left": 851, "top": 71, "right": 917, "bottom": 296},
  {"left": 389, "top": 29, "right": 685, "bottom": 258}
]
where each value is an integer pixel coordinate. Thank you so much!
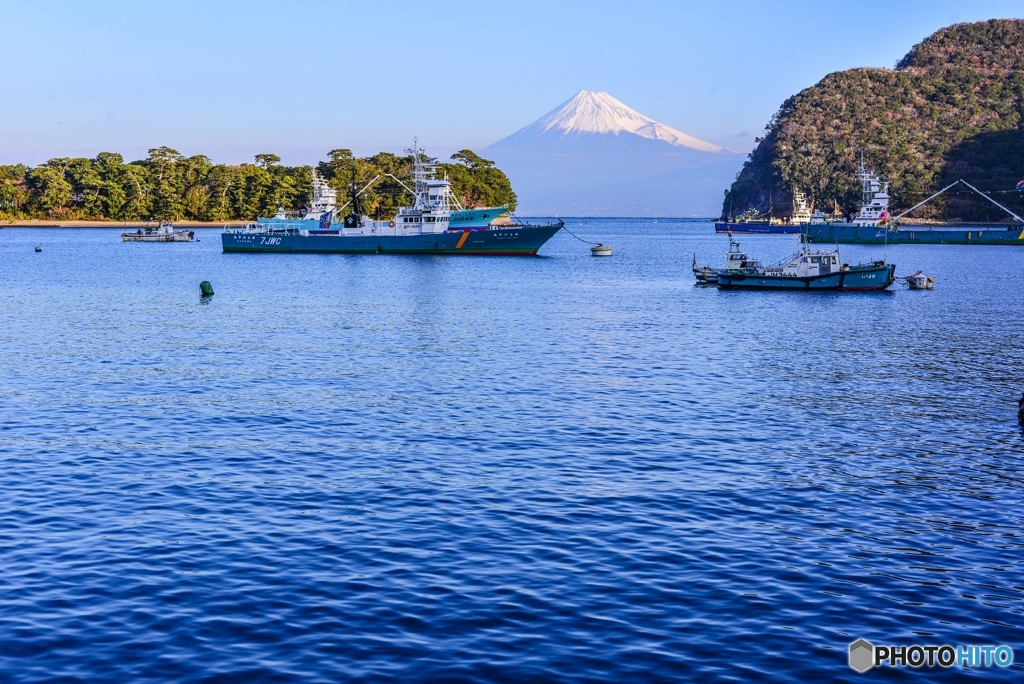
[
  {"left": 692, "top": 240, "right": 758, "bottom": 284},
  {"left": 591, "top": 244, "right": 613, "bottom": 256},
  {"left": 122, "top": 222, "right": 195, "bottom": 242},
  {"left": 693, "top": 266, "right": 718, "bottom": 284},
  {"left": 906, "top": 271, "right": 935, "bottom": 289}
]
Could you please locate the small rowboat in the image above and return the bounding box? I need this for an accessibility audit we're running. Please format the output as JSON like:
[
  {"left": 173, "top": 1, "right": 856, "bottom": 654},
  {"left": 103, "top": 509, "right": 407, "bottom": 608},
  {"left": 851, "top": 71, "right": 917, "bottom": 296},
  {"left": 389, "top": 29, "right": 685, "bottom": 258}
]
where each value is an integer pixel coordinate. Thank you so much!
[{"left": 693, "top": 266, "right": 719, "bottom": 284}]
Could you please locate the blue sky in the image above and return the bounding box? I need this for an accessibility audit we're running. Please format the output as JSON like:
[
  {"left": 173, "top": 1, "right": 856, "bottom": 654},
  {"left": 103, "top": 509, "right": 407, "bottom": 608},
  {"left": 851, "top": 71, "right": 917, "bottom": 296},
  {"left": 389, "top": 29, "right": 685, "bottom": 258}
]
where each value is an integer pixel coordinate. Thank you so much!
[{"left": 2, "top": 0, "right": 1022, "bottom": 166}]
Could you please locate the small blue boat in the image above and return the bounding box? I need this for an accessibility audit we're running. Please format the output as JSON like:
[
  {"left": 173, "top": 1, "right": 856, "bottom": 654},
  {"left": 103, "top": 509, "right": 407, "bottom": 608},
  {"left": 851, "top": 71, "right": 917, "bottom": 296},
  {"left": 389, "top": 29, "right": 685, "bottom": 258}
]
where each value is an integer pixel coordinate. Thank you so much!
[{"left": 716, "top": 238, "right": 895, "bottom": 291}]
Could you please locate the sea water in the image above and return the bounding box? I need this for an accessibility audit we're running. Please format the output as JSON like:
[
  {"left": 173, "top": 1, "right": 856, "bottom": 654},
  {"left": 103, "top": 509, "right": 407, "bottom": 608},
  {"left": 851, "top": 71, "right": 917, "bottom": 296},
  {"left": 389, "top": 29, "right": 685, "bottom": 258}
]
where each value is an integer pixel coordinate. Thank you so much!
[{"left": 1, "top": 221, "right": 1022, "bottom": 682}]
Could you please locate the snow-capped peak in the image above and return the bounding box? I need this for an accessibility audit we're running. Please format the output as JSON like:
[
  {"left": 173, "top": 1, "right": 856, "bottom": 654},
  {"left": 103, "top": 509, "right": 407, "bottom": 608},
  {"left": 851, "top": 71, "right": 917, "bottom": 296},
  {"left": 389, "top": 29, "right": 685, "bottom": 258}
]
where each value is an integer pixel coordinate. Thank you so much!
[{"left": 534, "top": 91, "right": 724, "bottom": 153}]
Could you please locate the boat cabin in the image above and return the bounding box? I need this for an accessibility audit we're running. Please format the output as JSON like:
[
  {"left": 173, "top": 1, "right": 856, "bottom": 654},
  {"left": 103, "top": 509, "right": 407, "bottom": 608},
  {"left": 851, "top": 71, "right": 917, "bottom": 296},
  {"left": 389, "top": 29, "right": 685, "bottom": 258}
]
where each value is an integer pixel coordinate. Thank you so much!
[
  {"left": 790, "top": 189, "right": 812, "bottom": 225},
  {"left": 342, "top": 178, "right": 450, "bottom": 239},
  {"left": 851, "top": 156, "right": 891, "bottom": 227},
  {"left": 726, "top": 250, "right": 757, "bottom": 269},
  {"left": 338, "top": 148, "right": 453, "bottom": 237},
  {"left": 764, "top": 246, "right": 843, "bottom": 277},
  {"left": 721, "top": 239, "right": 761, "bottom": 271}
]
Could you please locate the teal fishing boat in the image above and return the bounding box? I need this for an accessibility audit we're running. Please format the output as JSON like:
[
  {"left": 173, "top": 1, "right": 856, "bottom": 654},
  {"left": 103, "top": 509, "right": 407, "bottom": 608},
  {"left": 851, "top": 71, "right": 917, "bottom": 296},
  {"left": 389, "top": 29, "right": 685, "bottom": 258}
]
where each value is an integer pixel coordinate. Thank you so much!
[
  {"left": 808, "top": 222, "right": 1024, "bottom": 245},
  {"left": 716, "top": 238, "right": 895, "bottom": 291},
  {"left": 804, "top": 157, "right": 1024, "bottom": 245},
  {"left": 722, "top": 154, "right": 1024, "bottom": 245},
  {"left": 222, "top": 142, "right": 562, "bottom": 256}
]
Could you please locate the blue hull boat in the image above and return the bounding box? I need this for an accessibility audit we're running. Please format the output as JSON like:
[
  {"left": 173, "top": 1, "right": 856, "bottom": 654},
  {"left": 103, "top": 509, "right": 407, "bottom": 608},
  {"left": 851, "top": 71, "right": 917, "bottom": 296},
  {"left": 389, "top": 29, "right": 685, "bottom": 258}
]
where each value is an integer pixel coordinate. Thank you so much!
[
  {"left": 805, "top": 222, "right": 1024, "bottom": 246},
  {"left": 222, "top": 222, "right": 563, "bottom": 255},
  {"left": 222, "top": 141, "right": 562, "bottom": 256},
  {"left": 715, "top": 221, "right": 802, "bottom": 235},
  {"left": 717, "top": 263, "right": 895, "bottom": 290},
  {"left": 715, "top": 238, "right": 895, "bottom": 291}
]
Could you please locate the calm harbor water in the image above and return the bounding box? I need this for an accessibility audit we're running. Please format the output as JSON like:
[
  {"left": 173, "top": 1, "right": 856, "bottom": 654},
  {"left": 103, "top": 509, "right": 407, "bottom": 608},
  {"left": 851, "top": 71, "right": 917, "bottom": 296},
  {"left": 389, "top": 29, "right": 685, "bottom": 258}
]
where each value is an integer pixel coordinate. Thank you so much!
[{"left": 2, "top": 220, "right": 1022, "bottom": 682}]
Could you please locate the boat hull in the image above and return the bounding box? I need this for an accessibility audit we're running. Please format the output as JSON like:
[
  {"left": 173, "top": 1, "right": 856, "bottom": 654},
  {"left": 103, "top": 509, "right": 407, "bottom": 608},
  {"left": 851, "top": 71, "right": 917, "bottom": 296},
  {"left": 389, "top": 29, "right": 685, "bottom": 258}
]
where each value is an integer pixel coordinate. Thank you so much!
[
  {"left": 693, "top": 267, "right": 719, "bottom": 284},
  {"left": 221, "top": 224, "right": 562, "bottom": 255},
  {"left": 717, "top": 263, "right": 895, "bottom": 291},
  {"left": 805, "top": 223, "right": 1024, "bottom": 245},
  {"left": 715, "top": 221, "right": 803, "bottom": 234},
  {"left": 122, "top": 231, "right": 194, "bottom": 242}
]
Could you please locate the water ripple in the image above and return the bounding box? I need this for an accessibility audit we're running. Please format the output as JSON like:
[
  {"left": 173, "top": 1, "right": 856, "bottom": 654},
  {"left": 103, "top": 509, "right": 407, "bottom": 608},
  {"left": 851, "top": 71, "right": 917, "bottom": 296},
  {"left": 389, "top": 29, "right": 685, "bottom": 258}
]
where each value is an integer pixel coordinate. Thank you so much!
[{"left": 1, "top": 223, "right": 1022, "bottom": 681}]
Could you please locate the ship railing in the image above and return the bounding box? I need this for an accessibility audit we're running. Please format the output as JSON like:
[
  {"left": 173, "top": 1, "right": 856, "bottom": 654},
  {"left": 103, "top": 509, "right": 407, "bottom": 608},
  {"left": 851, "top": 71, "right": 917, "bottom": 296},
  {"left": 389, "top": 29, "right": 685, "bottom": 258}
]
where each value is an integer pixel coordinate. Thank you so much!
[
  {"left": 498, "top": 215, "right": 563, "bottom": 230},
  {"left": 225, "top": 221, "right": 306, "bottom": 235},
  {"left": 224, "top": 222, "right": 262, "bottom": 234}
]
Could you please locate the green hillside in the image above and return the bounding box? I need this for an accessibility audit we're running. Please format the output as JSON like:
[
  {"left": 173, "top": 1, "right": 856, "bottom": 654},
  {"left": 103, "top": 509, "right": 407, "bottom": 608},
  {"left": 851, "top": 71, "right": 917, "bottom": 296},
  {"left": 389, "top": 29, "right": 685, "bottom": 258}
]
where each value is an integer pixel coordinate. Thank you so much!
[
  {"left": 0, "top": 148, "right": 515, "bottom": 222},
  {"left": 723, "top": 19, "right": 1024, "bottom": 222}
]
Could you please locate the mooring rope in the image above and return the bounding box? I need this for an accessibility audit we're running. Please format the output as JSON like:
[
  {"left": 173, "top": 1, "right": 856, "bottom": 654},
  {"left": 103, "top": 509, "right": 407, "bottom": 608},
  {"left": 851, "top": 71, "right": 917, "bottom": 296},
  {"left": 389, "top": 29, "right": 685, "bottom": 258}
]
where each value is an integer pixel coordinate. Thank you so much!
[{"left": 561, "top": 224, "right": 602, "bottom": 246}]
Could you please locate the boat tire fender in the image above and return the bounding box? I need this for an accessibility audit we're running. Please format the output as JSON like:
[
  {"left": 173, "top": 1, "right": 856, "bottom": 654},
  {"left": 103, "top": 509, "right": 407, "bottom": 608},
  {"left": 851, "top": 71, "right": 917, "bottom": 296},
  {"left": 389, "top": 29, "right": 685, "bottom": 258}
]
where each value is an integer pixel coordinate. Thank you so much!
[{"left": 389, "top": 221, "right": 395, "bottom": 228}]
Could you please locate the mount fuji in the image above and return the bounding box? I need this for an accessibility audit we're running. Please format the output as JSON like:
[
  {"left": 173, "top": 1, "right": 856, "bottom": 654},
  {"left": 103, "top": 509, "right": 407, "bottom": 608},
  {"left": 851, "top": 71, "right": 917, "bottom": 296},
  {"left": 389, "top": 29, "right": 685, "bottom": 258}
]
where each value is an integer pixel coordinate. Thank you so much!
[{"left": 485, "top": 91, "right": 743, "bottom": 216}]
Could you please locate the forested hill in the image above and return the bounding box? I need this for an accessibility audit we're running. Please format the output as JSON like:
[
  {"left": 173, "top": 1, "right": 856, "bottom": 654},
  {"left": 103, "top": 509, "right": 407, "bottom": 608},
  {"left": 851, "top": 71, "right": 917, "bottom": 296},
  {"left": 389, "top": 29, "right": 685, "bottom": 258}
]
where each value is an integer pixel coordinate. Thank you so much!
[
  {"left": 0, "top": 148, "right": 516, "bottom": 222},
  {"left": 723, "top": 19, "right": 1024, "bottom": 222}
]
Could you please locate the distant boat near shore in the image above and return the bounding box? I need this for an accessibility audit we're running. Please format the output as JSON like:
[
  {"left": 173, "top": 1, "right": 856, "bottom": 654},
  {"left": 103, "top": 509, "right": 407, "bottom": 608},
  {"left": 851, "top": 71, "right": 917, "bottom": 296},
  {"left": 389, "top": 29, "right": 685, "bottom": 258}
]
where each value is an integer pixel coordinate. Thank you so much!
[
  {"left": 121, "top": 222, "right": 195, "bottom": 242},
  {"left": 715, "top": 190, "right": 841, "bottom": 235},
  {"left": 718, "top": 156, "right": 1024, "bottom": 245}
]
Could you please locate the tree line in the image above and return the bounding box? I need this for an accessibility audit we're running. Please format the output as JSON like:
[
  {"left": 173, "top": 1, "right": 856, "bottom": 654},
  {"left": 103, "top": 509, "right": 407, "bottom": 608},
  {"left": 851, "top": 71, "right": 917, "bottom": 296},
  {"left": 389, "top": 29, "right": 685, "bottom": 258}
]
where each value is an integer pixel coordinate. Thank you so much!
[{"left": 0, "top": 147, "right": 517, "bottom": 221}]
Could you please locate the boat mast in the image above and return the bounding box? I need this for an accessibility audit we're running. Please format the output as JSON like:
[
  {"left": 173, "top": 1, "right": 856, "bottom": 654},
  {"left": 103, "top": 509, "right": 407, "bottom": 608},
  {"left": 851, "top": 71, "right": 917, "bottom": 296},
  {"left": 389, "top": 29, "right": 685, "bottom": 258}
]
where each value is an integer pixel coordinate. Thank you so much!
[
  {"left": 345, "top": 160, "right": 362, "bottom": 226},
  {"left": 858, "top": 151, "right": 874, "bottom": 211}
]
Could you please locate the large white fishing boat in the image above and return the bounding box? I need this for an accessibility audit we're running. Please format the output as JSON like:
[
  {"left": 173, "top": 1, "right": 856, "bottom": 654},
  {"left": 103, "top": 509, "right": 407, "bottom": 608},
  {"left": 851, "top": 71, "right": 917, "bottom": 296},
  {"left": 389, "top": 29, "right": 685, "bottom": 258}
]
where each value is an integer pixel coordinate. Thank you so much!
[{"left": 222, "top": 141, "right": 562, "bottom": 255}]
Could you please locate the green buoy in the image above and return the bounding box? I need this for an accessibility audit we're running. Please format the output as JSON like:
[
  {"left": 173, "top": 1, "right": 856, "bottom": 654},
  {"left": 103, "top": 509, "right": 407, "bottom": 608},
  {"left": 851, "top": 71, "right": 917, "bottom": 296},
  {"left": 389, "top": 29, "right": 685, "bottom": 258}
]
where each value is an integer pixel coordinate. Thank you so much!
[{"left": 200, "top": 281, "right": 214, "bottom": 296}]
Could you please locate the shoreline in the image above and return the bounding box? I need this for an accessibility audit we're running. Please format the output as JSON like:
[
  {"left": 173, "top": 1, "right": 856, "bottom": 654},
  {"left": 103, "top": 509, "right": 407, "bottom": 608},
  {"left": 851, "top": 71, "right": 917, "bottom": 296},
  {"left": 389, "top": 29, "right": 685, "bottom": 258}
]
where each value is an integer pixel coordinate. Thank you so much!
[{"left": 1, "top": 220, "right": 250, "bottom": 228}]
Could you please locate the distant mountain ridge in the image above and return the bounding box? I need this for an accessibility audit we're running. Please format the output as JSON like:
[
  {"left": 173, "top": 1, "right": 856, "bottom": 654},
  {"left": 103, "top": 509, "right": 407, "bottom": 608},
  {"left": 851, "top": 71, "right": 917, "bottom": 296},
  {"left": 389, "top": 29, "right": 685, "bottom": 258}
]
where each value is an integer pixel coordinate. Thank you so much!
[
  {"left": 486, "top": 91, "right": 742, "bottom": 216},
  {"left": 723, "top": 19, "right": 1024, "bottom": 222}
]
